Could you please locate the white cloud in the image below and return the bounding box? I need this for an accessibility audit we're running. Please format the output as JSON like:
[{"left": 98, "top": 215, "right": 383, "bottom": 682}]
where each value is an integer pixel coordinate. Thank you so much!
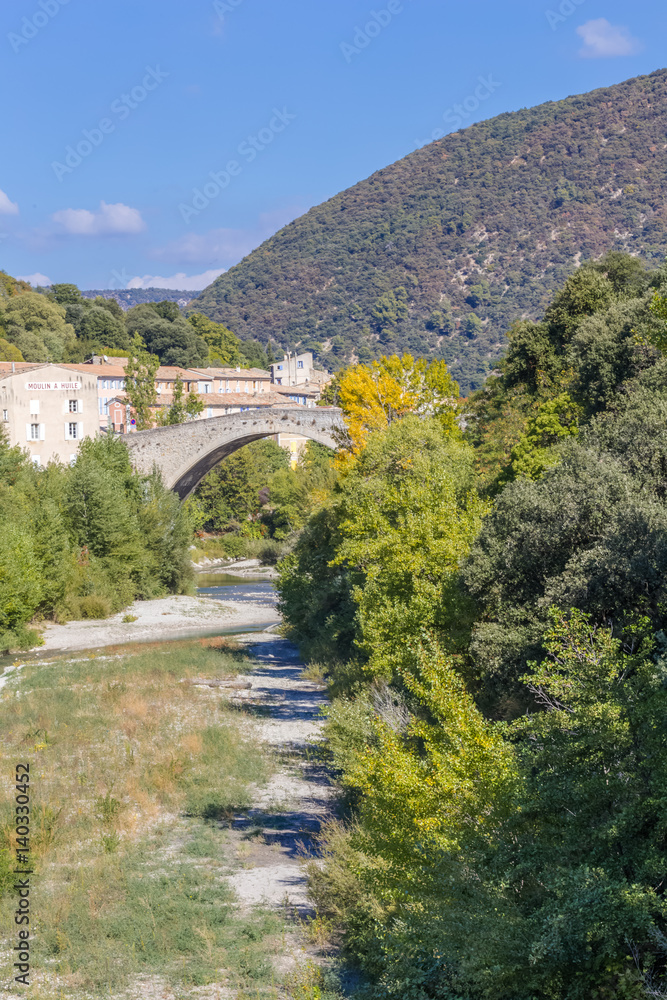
[
  {"left": 150, "top": 207, "right": 306, "bottom": 267},
  {"left": 576, "top": 19, "right": 642, "bottom": 58},
  {"left": 16, "top": 272, "right": 52, "bottom": 287},
  {"left": 0, "top": 189, "right": 19, "bottom": 215},
  {"left": 52, "top": 201, "right": 145, "bottom": 236},
  {"left": 126, "top": 269, "right": 226, "bottom": 291}
]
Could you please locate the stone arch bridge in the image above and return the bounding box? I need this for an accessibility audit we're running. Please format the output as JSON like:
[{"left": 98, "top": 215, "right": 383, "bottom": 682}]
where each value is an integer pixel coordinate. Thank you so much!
[{"left": 126, "top": 407, "right": 343, "bottom": 499}]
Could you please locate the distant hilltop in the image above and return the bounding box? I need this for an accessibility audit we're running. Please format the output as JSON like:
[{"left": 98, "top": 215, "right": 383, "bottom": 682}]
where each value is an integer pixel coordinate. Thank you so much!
[
  {"left": 82, "top": 288, "right": 196, "bottom": 312},
  {"left": 189, "top": 67, "right": 667, "bottom": 393}
]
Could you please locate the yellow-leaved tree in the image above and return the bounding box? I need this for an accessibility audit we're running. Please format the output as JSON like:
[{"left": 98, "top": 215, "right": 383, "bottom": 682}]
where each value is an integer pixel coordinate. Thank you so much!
[{"left": 326, "top": 354, "right": 460, "bottom": 465}]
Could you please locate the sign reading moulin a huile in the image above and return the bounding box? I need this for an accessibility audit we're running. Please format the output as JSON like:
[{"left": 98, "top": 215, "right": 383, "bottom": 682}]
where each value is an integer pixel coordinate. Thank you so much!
[{"left": 24, "top": 381, "right": 81, "bottom": 391}]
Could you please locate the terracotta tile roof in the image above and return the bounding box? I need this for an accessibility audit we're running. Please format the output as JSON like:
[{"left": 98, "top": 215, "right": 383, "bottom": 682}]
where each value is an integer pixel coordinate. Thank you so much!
[
  {"left": 66, "top": 364, "right": 205, "bottom": 381},
  {"left": 0, "top": 362, "right": 44, "bottom": 378},
  {"left": 65, "top": 363, "right": 128, "bottom": 378},
  {"left": 0, "top": 362, "right": 100, "bottom": 381},
  {"left": 189, "top": 367, "right": 271, "bottom": 379},
  {"left": 152, "top": 391, "right": 307, "bottom": 409},
  {"left": 274, "top": 384, "right": 322, "bottom": 397},
  {"left": 155, "top": 367, "right": 205, "bottom": 379}
]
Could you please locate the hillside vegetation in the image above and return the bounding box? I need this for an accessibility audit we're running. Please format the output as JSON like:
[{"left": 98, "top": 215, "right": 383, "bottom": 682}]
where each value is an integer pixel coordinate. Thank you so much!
[
  {"left": 277, "top": 253, "right": 667, "bottom": 996},
  {"left": 0, "top": 275, "right": 270, "bottom": 369},
  {"left": 192, "top": 68, "right": 667, "bottom": 392}
]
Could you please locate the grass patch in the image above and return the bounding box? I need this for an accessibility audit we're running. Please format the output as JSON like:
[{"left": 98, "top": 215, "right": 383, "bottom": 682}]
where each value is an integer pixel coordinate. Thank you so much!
[
  {"left": 0, "top": 640, "right": 289, "bottom": 996},
  {"left": 300, "top": 662, "right": 328, "bottom": 684}
]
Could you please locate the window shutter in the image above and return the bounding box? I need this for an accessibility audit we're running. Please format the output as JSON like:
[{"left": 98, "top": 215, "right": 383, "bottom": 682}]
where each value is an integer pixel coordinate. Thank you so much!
[
  {"left": 64, "top": 422, "right": 70, "bottom": 440},
  {"left": 77, "top": 399, "right": 83, "bottom": 413},
  {"left": 26, "top": 423, "right": 32, "bottom": 441},
  {"left": 40, "top": 424, "right": 46, "bottom": 441},
  {"left": 78, "top": 422, "right": 84, "bottom": 440}
]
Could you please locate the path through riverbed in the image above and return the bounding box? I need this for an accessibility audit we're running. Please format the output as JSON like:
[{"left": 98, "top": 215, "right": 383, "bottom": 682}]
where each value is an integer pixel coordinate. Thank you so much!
[{"left": 229, "top": 633, "right": 334, "bottom": 914}]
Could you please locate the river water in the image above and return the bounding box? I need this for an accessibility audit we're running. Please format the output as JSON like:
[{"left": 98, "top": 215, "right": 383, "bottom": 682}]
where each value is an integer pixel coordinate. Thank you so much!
[{"left": 195, "top": 572, "right": 278, "bottom": 613}]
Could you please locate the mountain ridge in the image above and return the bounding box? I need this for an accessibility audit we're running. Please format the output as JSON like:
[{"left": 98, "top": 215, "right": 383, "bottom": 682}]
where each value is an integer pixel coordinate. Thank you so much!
[{"left": 191, "top": 68, "right": 667, "bottom": 392}]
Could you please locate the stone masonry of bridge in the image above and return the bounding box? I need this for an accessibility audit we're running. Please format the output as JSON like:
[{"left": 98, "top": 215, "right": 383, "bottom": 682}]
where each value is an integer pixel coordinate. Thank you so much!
[{"left": 125, "top": 407, "right": 343, "bottom": 498}]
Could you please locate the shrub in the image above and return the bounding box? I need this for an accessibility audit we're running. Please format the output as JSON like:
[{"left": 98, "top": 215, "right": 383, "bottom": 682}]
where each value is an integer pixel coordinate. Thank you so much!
[{"left": 76, "top": 595, "right": 112, "bottom": 620}]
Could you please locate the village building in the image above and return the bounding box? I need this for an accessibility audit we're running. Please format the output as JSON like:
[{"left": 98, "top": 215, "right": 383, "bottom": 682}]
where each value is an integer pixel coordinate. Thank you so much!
[
  {"left": 188, "top": 367, "right": 273, "bottom": 395},
  {"left": 270, "top": 352, "right": 331, "bottom": 389},
  {"left": 0, "top": 362, "right": 99, "bottom": 466}
]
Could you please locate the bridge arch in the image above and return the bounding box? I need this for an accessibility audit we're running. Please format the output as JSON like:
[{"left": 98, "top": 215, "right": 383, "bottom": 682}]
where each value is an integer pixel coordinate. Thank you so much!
[{"left": 125, "top": 407, "right": 343, "bottom": 499}]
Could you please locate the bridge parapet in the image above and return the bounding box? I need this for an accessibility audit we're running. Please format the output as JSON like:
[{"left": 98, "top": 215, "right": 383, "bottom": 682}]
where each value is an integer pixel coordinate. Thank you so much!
[{"left": 125, "top": 407, "right": 343, "bottom": 498}]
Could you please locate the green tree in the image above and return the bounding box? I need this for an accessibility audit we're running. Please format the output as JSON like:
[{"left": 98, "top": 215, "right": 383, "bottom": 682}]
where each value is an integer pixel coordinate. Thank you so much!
[
  {"left": 279, "top": 417, "right": 485, "bottom": 683},
  {"left": 125, "top": 335, "right": 159, "bottom": 430},
  {"left": 0, "top": 339, "right": 23, "bottom": 361},
  {"left": 125, "top": 304, "right": 208, "bottom": 367},
  {"left": 0, "top": 525, "right": 43, "bottom": 649},
  {"left": 463, "top": 313, "right": 483, "bottom": 338},
  {"left": 506, "top": 392, "right": 581, "bottom": 481},
  {"left": 464, "top": 415, "right": 667, "bottom": 694},
  {"left": 78, "top": 306, "right": 128, "bottom": 351},
  {"left": 50, "top": 283, "right": 82, "bottom": 305},
  {"left": 497, "top": 609, "right": 667, "bottom": 997},
  {"left": 195, "top": 449, "right": 260, "bottom": 530},
  {"left": 238, "top": 339, "right": 269, "bottom": 369},
  {"left": 426, "top": 302, "right": 454, "bottom": 334},
  {"left": 0, "top": 292, "right": 76, "bottom": 362},
  {"left": 187, "top": 313, "right": 242, "bottom": 366},
  {"left": 371, "top": 288, "right": 408, "bottom": 334},
  {"left": 157, "top": 374, "right": 206, "bottom": 426},
  {"left": 186, "top": 392, "right": 204, "bottom": 420}
]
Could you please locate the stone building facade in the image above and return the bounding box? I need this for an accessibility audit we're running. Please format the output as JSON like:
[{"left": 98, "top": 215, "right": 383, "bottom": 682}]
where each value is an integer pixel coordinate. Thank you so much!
[{"left": 0, "top": 363, "right": 99, "bottom": 466}]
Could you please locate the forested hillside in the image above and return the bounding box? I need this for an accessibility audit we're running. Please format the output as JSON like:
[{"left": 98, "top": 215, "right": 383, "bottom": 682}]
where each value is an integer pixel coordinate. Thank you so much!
[
  {"left": 0, "top": 274, "right": 269, "bottom": 369},
  {"left": 192, "top": 68, "right": 667, "bottom": 392},
  {"left": 277, "top": 252, "right": 667, "bottom": 997}
]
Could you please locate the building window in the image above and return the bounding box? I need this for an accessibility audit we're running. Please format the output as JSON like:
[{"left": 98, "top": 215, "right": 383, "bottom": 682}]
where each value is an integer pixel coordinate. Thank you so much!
[
  {"left": 30, "top": 423, "right": 40, "bottom": 440},
  {"left": 68, "top": 422, "right": 78, "bottom": 440},
  {"left": 2, "top": 410, "right": 7, "bottom": 422},
  {"left": 276, "top": 378, "right": 282, "bottom": 385},
  {"left": 69, "top": 399, "right": 79, "bottom": 413},
  {"left": 32, "top": 455, "right": 41, "bottom": 467},
  {"left": 298, "top": 361, "right": 304, "bottom": 369}
]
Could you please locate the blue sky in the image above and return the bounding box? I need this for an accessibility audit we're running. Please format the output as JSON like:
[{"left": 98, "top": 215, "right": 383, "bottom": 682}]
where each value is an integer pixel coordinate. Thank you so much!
[{"left": 0, "top": 0, "right": 664, "bottom": 291}]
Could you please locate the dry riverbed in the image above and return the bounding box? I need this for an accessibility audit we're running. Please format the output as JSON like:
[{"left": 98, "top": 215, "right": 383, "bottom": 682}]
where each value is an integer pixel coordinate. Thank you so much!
[
  {"left": 3, "top": 565, "right": 351, "bottom": 997},
  {"left": 34, "top": 592, "right": 280, "bottom": 654}
]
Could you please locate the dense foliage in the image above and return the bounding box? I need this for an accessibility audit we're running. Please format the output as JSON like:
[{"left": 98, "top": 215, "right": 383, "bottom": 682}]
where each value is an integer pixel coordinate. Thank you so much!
[
  {"left": 278, "top": 253, "right": 667, "bottom": 997},
  {"left": 0, "top": 275, "right": 272, "bottom": 369},
  {"left": 191, "top": 438, "right": 337, "bottom": 543},
  {"left": 192, "top": 69, "right": 667, "bottom": 392},
  {"left": 0, "top": 432, "right": 193, "bottom": 651}
]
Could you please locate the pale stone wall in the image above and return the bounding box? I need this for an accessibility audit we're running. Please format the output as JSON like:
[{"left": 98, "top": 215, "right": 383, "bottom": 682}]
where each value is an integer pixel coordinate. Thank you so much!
[
  {"left": 0, "top": 364, "right": 99, "bottom": 466},
  {"left": 126, "top": 406, "right": 342, "bottom": 498}
]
